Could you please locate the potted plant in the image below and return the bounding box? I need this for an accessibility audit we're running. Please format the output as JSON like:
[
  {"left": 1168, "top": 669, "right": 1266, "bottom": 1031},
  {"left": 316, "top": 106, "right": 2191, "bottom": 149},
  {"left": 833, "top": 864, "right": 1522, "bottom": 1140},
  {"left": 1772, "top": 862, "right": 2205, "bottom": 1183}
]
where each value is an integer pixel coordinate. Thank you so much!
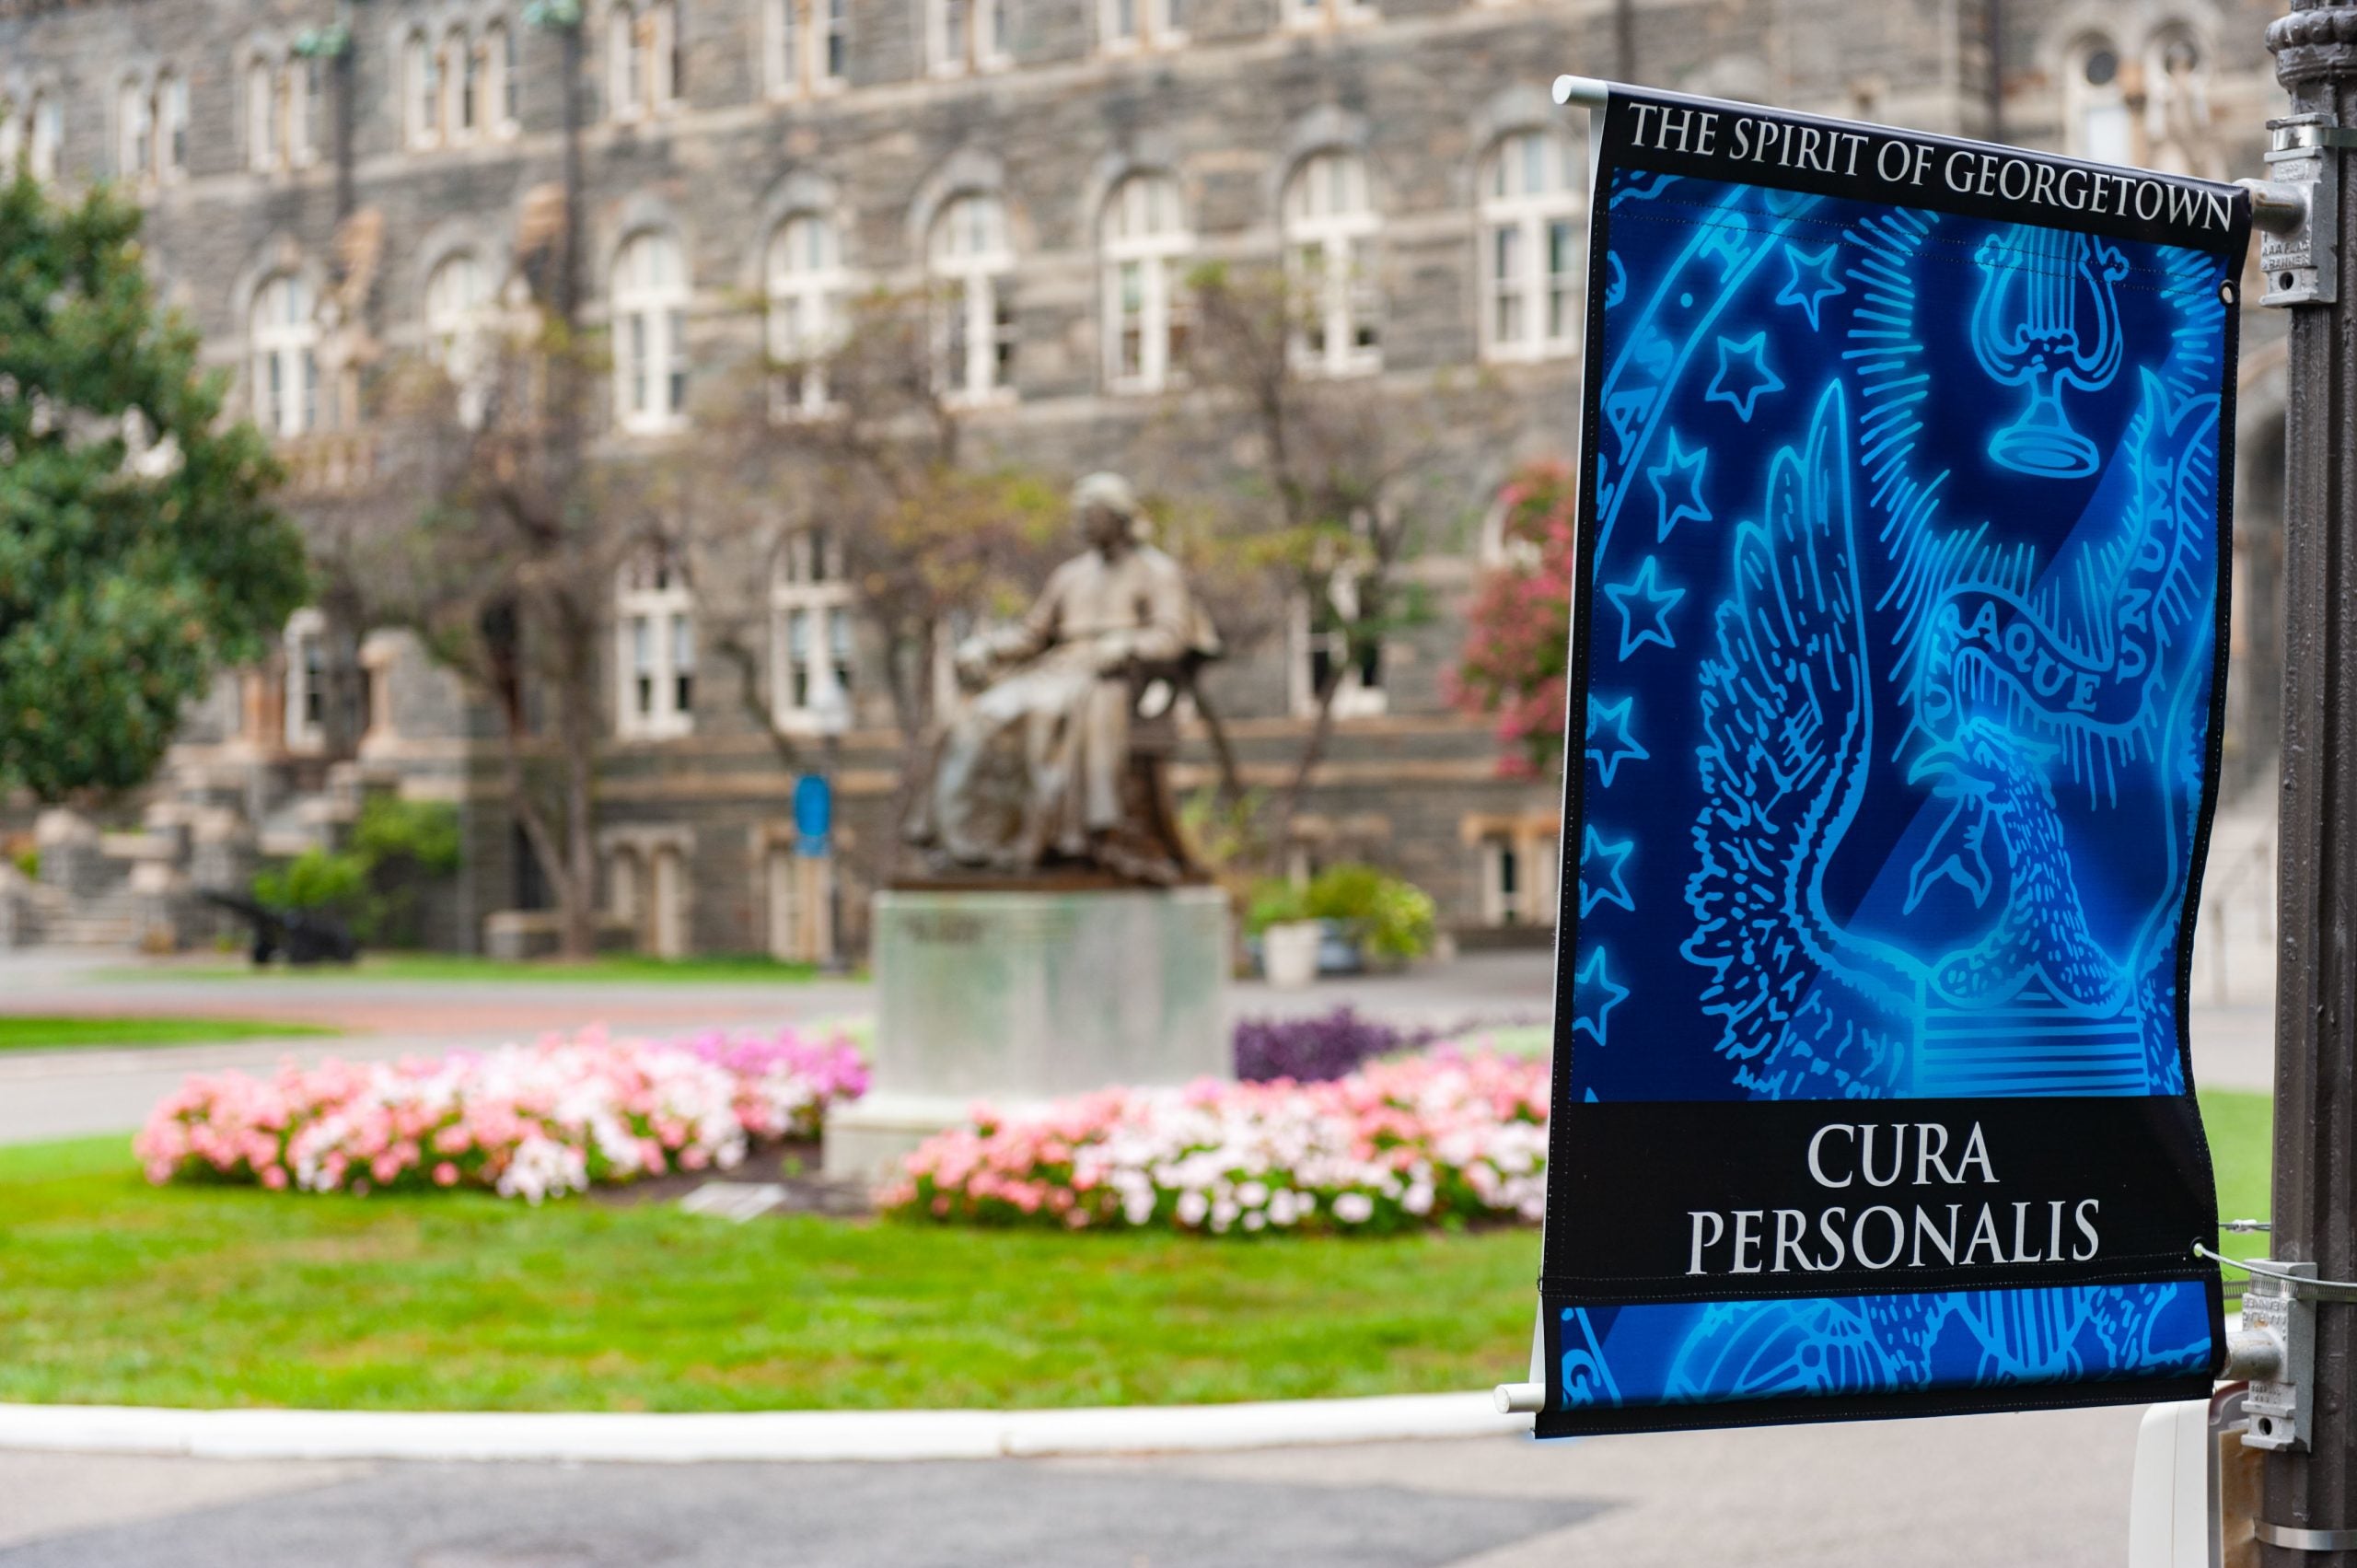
[
  {"left": 1303, "top": 864, "right": 1438, "bottom": 974},
  {"left": 1248, "top": 879, "right": 1324, "bottom": 989}
]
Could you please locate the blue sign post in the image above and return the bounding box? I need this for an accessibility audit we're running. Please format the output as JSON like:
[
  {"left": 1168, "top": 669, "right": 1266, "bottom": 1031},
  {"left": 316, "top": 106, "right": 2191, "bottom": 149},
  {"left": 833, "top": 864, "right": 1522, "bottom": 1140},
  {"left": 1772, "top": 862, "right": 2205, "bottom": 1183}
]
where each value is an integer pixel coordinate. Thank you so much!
[
  {"left": 1538, "top": 86, "right": 2248, "bottom": 1434},
  {"left": 793, "top": 772, "right": 832, "bottom": 860}
]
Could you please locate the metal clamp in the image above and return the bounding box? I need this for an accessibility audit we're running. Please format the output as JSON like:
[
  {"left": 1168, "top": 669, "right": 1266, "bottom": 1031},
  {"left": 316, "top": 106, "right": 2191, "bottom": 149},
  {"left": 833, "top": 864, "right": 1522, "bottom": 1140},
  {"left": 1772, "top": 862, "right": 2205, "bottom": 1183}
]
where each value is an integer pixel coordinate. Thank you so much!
[
  {"left": 2255, "top": 1521, "right": 2357, "bottom": 1552},
  {"left": 2240, "top": 1260, "right": 2317, "bottom": 1453},
  {"left": 2248, "top": 114, "right": 2346, "bottom": 307}
]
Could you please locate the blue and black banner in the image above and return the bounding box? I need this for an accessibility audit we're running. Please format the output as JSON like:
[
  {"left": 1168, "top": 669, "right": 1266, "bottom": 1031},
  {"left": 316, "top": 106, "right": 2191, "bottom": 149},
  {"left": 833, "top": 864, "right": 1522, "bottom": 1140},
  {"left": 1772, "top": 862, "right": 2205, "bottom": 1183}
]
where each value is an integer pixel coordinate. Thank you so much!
[{"left": 1538, "top": 87, "right": 2248, "bottom": 1436}]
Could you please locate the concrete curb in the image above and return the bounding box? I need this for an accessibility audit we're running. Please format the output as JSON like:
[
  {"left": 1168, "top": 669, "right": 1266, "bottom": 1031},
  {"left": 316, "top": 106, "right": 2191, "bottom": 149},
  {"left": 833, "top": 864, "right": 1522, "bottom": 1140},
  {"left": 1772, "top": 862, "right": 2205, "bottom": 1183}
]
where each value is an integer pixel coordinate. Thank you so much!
[{"left": 0, "top": 1393, "right": 1529, "bottom": 1464}]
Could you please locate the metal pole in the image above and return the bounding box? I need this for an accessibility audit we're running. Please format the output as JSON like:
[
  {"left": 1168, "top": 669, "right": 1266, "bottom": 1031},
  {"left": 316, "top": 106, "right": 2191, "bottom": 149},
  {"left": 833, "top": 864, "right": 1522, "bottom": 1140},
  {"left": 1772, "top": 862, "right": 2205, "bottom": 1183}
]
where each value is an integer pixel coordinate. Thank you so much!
[{"left": 2265, "top": 7, "right": 2357, "bottom": 1563}]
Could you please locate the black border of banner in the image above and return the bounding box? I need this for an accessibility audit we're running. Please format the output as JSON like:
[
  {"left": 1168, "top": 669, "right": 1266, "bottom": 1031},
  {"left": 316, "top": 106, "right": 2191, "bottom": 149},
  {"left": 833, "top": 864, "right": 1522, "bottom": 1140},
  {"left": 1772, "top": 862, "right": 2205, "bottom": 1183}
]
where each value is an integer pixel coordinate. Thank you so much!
[{"left": 1536, "top": 86, "right": 2247, "bottom": 1437}]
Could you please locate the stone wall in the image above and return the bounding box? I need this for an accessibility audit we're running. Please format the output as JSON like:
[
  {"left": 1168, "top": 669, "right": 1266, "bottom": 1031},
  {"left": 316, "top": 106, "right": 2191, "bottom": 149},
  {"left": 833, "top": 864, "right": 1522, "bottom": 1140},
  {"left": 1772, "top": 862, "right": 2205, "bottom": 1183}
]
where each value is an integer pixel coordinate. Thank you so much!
[{"left": 0, "top": 0, "right": 2291, "bottom": 952}]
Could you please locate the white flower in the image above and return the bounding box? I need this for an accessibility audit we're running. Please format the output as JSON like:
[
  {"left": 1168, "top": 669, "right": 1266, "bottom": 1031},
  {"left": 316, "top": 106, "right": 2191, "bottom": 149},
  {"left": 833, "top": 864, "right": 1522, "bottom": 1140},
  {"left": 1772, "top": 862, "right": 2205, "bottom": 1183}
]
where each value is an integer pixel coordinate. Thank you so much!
[{"left": 1333, "top": 1191, "right": 1375, "bottom": 1224}]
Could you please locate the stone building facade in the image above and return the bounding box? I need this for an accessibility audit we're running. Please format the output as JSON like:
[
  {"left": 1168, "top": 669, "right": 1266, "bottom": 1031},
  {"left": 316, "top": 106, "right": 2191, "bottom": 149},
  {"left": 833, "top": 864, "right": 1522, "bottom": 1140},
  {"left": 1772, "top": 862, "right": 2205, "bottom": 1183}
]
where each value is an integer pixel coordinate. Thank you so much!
[{"left": 0, "top": 0, "right": 2293, "bottom": 956}]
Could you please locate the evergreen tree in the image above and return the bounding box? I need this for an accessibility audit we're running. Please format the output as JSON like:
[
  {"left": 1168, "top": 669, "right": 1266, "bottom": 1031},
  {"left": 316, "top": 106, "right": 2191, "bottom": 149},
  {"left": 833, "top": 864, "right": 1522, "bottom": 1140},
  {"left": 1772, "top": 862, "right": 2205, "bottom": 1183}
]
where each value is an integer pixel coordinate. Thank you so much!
[{"left": 0, "top": 173, "right": 306, "bottom": 798}]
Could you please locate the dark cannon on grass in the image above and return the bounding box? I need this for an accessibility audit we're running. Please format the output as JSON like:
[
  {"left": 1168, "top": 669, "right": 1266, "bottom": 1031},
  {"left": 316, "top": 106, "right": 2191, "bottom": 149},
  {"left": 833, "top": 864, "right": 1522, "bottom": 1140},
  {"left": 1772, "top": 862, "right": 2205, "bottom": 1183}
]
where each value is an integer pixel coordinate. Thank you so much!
[{"left": 199, "top": 889, "right": 361, "bottom": 967}]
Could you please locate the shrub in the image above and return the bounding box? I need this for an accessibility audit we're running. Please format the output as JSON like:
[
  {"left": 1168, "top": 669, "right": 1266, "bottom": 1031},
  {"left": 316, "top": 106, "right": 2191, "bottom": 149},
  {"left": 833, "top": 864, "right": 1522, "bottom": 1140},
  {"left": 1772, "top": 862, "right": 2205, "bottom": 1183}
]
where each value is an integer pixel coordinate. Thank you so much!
[
  {"left": 1233, "top": 1005, "right": 1412, "bottom": 1083},
  {"left": 1304, "top": 863, "right": 1438, "bottom": 960},
  {"left": 249, "top": 796, "right": 464, "bottom": 944},
  {"left": 1245, "top": 865, "right": 1435, "bottom": 959},
  {"left": 351, "top": 796, "right": 463, "bottom": 876},
  {"left": 252, "top": 848, "right": 371, "bottom": 914},
  {"left": 1245, "top": 877, "right": 1312, "bottom": 935}
]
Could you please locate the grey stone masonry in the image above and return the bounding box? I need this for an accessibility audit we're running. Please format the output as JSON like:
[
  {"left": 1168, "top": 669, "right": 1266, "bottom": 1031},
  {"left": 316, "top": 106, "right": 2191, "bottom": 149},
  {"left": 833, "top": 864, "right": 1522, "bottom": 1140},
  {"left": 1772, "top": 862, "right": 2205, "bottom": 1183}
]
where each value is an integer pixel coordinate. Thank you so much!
[{"left": 0, "top": 0, "right": 2292, "bottom": 952}]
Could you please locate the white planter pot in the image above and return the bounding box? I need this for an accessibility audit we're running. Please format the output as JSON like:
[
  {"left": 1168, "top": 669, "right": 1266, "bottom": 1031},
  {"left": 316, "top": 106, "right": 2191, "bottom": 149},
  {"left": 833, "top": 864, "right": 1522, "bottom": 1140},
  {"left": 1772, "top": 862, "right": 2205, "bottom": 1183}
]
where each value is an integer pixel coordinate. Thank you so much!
[{"left": 1262, "top": 921, "right": 1324, "bottom": 989}]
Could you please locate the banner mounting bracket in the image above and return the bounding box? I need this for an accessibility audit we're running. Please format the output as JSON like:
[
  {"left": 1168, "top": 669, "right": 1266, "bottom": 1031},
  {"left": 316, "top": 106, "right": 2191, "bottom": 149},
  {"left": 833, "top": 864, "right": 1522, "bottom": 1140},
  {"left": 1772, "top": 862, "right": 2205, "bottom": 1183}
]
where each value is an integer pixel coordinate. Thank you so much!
[{"left": 2246, "top": 113, "right": 2344, "bottom": 306}]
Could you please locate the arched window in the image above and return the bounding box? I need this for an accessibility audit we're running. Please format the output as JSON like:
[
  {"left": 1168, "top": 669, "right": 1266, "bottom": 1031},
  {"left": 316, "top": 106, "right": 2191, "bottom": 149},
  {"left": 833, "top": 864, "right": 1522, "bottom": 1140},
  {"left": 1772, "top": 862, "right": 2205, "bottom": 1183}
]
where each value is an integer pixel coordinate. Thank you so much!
[
  {"left": 1480, "top": 129, "right": 1581, "bottom": 362},
  {"left": 118, "top": 77, "right": 154, "bottom": 182},
  {"left": 487, "top": 23, "right": 521, "bottom": 133},
  {"left": 250, "top": 273, "right": 320, "bottom": 438},
  {"left": 2065, "top": 34, "right": 2132, "bottom": 165},
  {"left": 426, "top": 251, "right": 495, "bottom": 423},
  {"left": 609, "top": 4, "right": 644, "bottom": 117},
  {"left": 158, "top": 70, "right": 188, "bottom": 178},
  {"left": 2143, "top": 26, "right": 2212, "bottom": 177},
  {"left": 426, "top": 252, "right": 491, "bottom": 363},
  {"left": 404, "top": 30, "right": 438, "bottom": 148},
  {"left": 769, "top": 0, "right": 848, "bottom": 96},
  {"left": 771, "top": 528, "right": 855, "bottom": 725},
  {"left": 447, "top": 26, "right": 478, "bottom": 142},
  {"left": 929, "top": 193, "right": 1014, "bottom": 402},
  {"left": 767, "top": 214, "right": 844, "bottom": 416},
  {"left": 1100, "top": 0, "right": 1182, "bottom": 51},
  {"left": 295, "top": 57, "right": 322, "bottom": 166},
  {"left": 283, "top": 608, "right": 330, "bottom": 752},
  {"left": 1283, "top": 151, "right": 1380, "bottom": 377},
  {"left": 1283, "top": 0, "right": 1370, "bottom": 31},
  {"left": 609, "top": 1, "right": 678, "bottom": 120},
  {"left": 28, "top": 90, "right": 61, "bottom": 183},
  {"left": 616, "top": 548, "right": 695, "bottom": 738},
  {"left": 247, "top": 59, "right": 280, "bottom": 171},
  {"left": 1101, "top": 172, "right": 1190, "bottom": 393},
  {"left": 613, "top": 229, "right": 690, "bottom": 433},
  {"left": 245, "top": 54, "right": 317, "bottom": 172},
  {"left": 929, "top": 0, "right": 1008, "bottom": 75}
]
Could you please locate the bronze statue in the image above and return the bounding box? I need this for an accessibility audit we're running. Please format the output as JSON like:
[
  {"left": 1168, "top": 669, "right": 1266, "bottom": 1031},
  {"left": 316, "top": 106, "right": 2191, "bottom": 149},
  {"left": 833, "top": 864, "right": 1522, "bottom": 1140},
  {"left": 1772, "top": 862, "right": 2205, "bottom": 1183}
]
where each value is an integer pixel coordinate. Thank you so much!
[{"left": 904, "top": 473, "right": 1221, "bottom": 885}]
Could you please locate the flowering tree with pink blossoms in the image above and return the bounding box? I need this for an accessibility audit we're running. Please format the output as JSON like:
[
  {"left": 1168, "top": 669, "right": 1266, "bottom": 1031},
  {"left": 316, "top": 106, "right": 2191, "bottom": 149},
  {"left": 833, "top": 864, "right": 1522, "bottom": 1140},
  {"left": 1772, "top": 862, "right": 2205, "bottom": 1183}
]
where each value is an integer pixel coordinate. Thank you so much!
[{"left": 1453, "top": 463, "right": 1576, "bottom": 778}]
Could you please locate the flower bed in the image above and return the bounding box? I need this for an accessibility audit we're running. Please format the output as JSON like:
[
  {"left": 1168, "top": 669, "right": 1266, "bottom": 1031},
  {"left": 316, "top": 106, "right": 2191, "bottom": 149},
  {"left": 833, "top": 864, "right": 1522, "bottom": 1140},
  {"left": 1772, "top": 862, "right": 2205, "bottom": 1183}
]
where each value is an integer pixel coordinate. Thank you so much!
[
  {"left": 134, "top": 1026, "right": 868, "bottom": 1203},
  {"left": 886, "top": 1047, "right": 1548, "bottom": 1236}
]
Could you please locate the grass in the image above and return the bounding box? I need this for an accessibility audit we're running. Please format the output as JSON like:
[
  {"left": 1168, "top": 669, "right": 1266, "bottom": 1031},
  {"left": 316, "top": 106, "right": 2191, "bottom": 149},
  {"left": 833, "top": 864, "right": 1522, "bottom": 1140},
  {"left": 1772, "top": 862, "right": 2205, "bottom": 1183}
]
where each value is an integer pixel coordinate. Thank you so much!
[
  {"left": 0, "top": 1016, "right": 340, "bottom": 1052},
  {"left": 0, "top": 1089, "right": 2275, "bottom": 1413},
  {"left": 0, "top": 1136, "right": 1535, "bottom": 1412},
  {"left": 2202, "top": 1086, "right": 2273, "bottom": 1280},
  {"left": 107, "top": 952, "right": 831, "bottom": 985}
]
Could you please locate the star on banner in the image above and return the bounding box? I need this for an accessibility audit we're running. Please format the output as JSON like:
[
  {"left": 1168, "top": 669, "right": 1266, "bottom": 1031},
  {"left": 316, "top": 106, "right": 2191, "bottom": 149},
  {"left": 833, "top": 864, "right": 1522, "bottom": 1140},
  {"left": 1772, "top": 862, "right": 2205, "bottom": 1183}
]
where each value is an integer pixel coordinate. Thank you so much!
[
  {"left": 1585, "top": 695, "right": 1649, "bottom": 788},
  {"left": 1572, "top": 947, "right": 1629, "bottom": 1047},
  {"left": 1776, "top": 243, "right": 1845, "bottom": 330},
  {"left": 1646, "top": 432, "right": 1711, "bottom": 544},
  {"left": 1579, "top": 826, "right": 1636, "bottom": 918},
  {"left": 1601, "top": 556, "right": 1685, "bottom": 659},
  {"left": 1706, "top": 332, "right": 1785, "bottom": 424}
]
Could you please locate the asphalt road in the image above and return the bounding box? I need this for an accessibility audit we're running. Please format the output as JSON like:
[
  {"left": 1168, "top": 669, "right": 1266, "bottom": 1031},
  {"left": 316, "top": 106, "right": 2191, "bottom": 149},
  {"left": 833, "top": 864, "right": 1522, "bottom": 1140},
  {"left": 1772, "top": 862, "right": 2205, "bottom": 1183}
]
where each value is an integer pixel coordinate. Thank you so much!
[
  {"left": 0, "top": 948, "right": 1560, "bottom": 1146},
  {"left": 0, "top": 950, "right": 2271, "bottom": 1146},
  {"left": 0, "top": 1402, "right": 2152, "bottom": 1567}
]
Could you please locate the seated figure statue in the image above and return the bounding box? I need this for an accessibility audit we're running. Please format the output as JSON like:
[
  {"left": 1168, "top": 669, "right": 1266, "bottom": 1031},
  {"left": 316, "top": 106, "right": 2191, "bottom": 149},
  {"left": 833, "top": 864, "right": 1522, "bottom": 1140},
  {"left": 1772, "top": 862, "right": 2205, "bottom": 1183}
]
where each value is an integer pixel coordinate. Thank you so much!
[{"left": 904, "top": 472, "right": 1221, "bottom": 885}]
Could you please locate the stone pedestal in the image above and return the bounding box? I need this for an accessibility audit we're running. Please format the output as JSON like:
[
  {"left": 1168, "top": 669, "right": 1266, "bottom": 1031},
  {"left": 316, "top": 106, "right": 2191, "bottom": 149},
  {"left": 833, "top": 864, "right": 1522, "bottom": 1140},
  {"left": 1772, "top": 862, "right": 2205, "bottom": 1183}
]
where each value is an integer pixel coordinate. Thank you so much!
[{"left": 825, "top": 885, "right": 1230, "bottom": 1185}]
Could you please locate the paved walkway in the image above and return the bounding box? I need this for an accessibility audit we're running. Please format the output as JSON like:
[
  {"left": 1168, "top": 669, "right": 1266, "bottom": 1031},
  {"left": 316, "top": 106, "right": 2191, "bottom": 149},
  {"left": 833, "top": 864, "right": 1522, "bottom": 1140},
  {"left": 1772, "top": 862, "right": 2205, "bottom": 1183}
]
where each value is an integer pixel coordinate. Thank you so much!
[
  {"left": 0, "top": 950, "right": 1559, "bottom": 1146},
  {"left": 0, "top": 1403, "right": 2149, "bottom": 1566},
  {"left": 0, "top": 947, "right": 2279, "bottom": 1145}
]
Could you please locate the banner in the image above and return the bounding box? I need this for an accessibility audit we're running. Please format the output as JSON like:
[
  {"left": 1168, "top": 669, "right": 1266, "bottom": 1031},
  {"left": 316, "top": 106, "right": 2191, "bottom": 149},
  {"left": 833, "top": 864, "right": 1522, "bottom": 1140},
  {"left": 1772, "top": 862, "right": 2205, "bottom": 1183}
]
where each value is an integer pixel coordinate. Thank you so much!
[{"left": 1539, "top": 87, "right": 2248, "bottom": 1435}]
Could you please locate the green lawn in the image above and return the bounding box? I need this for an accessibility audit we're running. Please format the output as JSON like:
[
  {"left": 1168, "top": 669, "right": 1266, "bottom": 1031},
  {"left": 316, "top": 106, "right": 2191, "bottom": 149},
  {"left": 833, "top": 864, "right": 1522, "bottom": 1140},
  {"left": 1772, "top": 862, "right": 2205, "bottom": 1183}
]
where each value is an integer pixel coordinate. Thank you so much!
[
  {"left": 108, "top": 952, "right": 831, "bottom": 984},
  {"left": 2202, "top": 1086, "right": 2273, "bottom": 1279},
  {"left": 0, "top": 1088, "right": 2275, "bottom": 1413},
  {"left": 0, "top": 1135, "right": 1534, "bottom": 1412},
  {"left": 0, "top": 1016, "right": 340, "bottom": 1052}
]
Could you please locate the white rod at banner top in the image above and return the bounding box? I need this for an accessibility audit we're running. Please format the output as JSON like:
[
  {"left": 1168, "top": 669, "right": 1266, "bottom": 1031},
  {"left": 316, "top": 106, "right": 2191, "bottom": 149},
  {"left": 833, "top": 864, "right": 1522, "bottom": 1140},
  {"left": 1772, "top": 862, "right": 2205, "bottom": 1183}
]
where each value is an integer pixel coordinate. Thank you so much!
[{"left": 1551, "top": 75, "right": 1609, "bottom": 109}]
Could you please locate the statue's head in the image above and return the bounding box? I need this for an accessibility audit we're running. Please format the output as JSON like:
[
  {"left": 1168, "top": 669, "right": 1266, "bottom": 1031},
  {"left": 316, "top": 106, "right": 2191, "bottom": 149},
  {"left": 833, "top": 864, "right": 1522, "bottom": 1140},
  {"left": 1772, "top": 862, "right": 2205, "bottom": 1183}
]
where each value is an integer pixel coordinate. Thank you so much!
[{"left": 1072, "top": 471, "right": 1142, "bottom": 552}]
